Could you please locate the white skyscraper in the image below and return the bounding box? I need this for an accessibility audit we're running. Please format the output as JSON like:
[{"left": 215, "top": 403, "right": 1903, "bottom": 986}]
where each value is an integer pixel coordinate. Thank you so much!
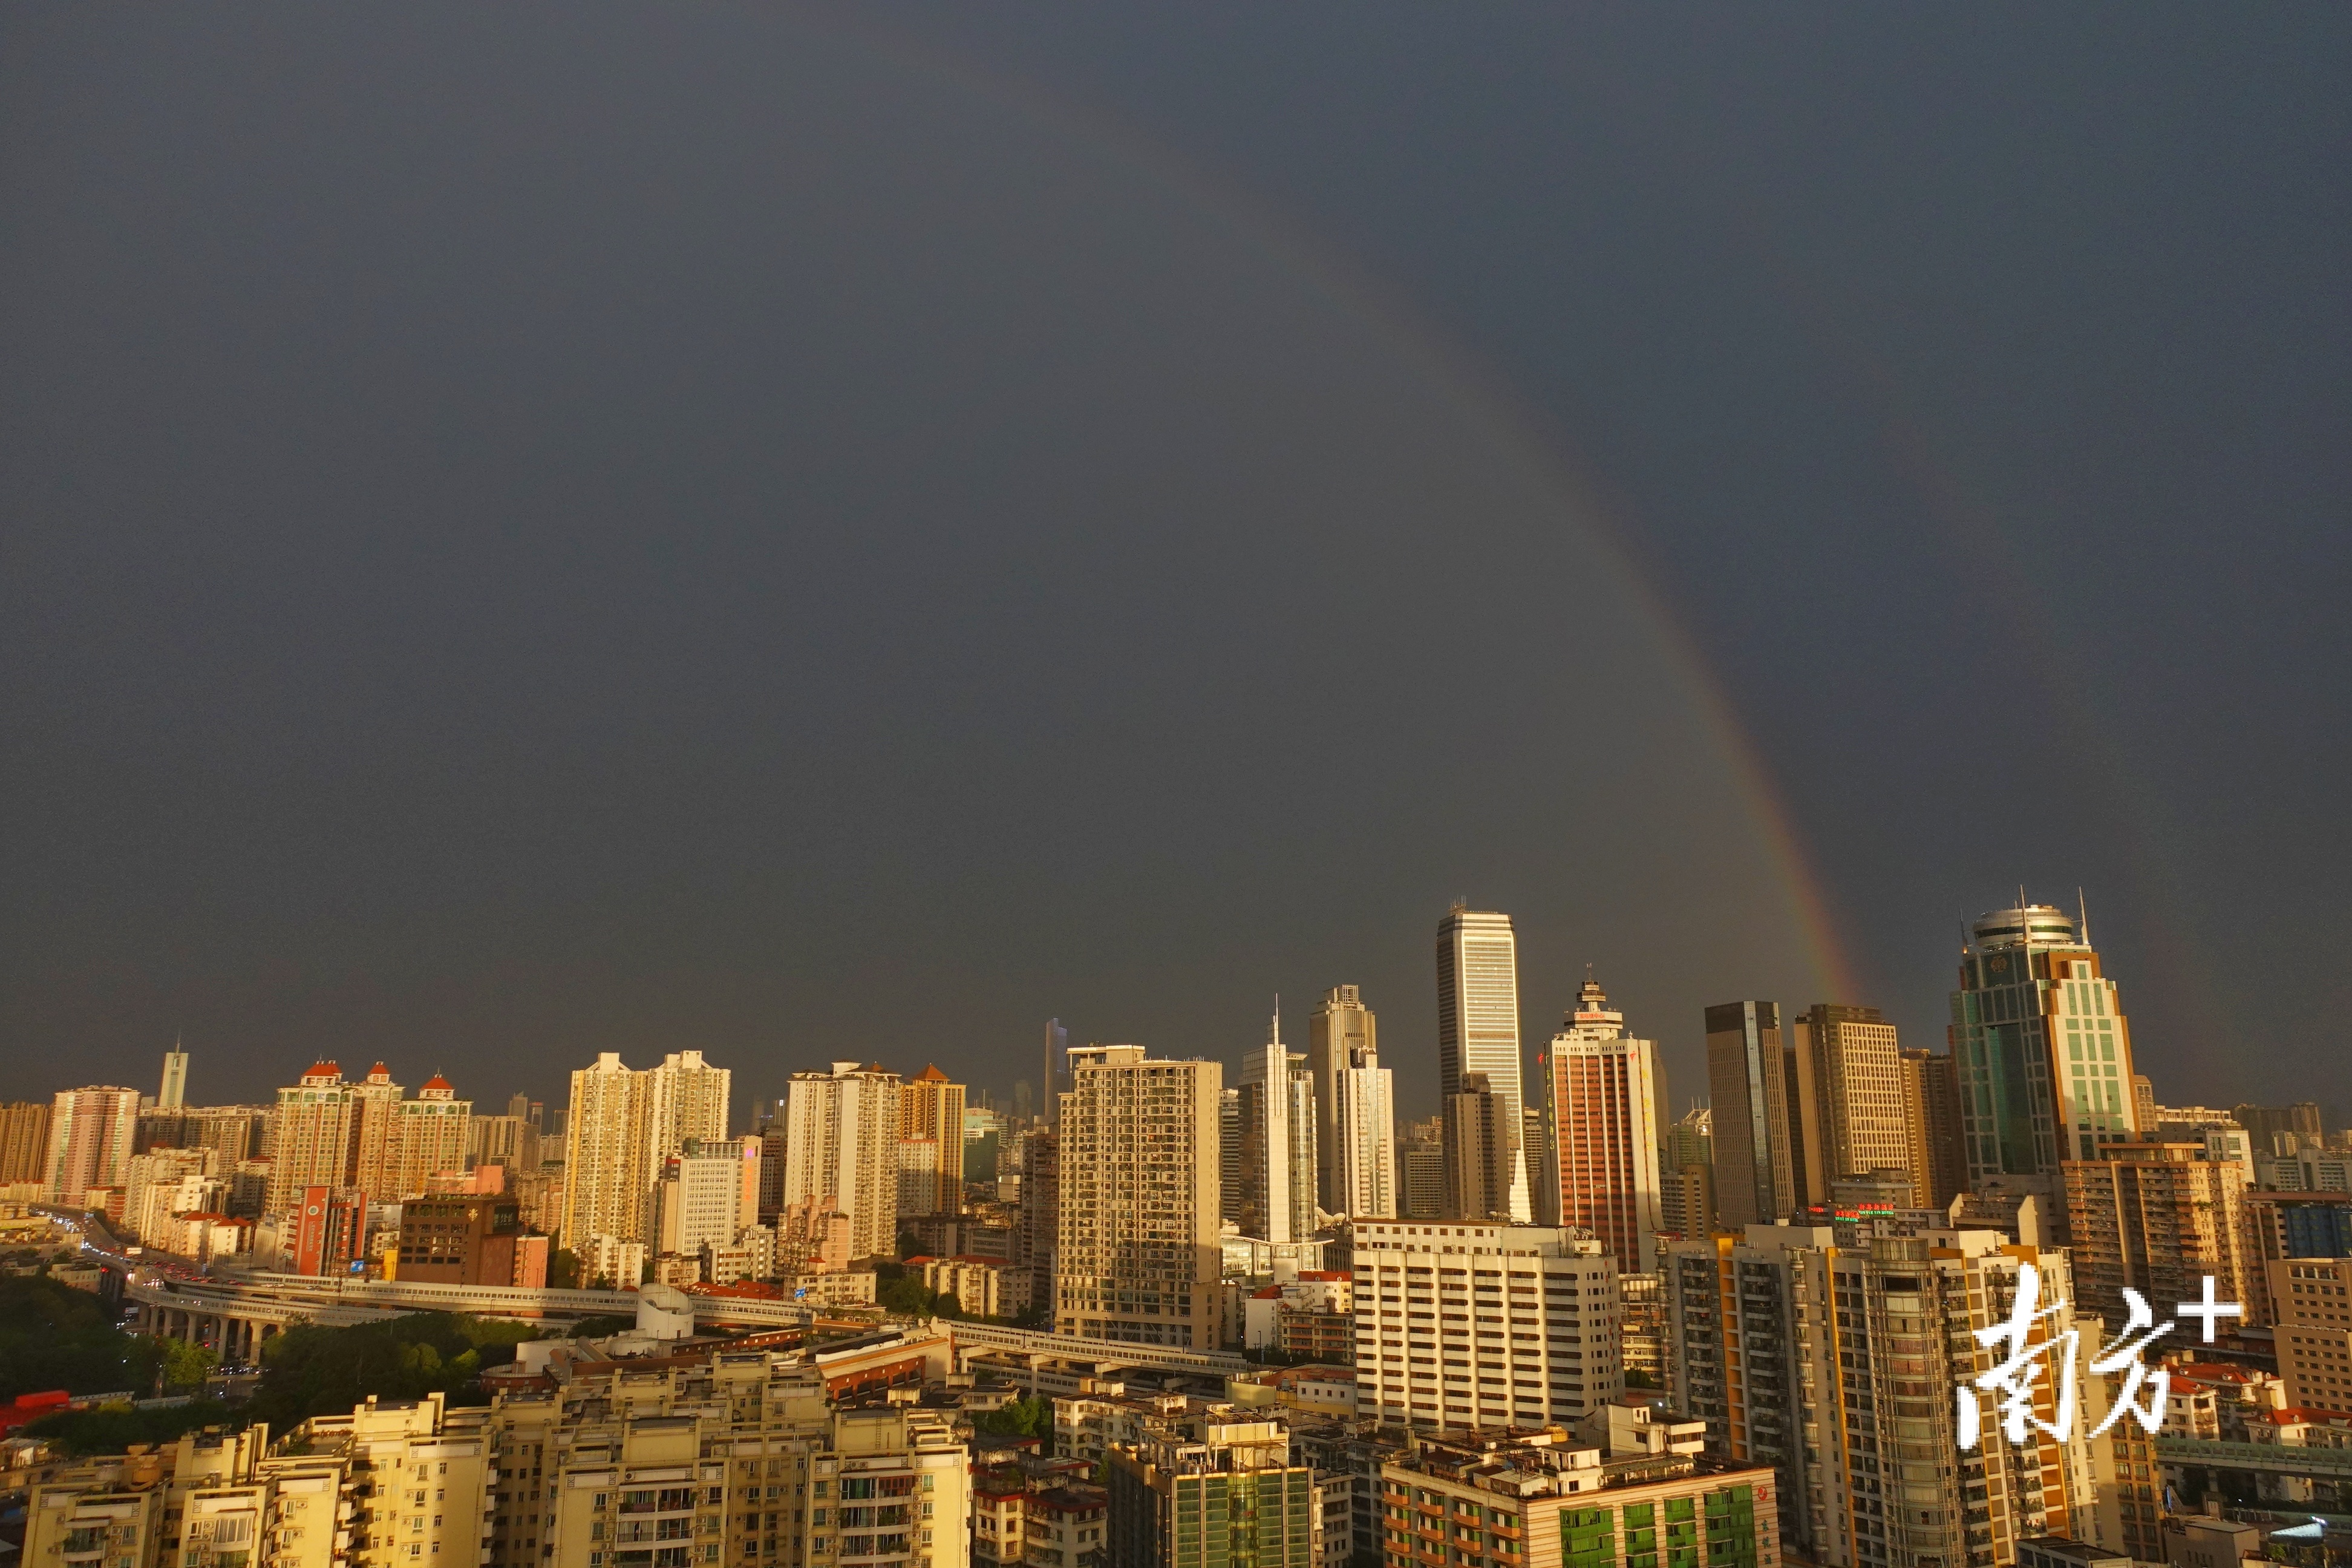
[
  {"left": 1311, "top": 984, "right": 1395, "bottom": 1220},
  {"left": 1236, "top": 1006, "right": 1316, "bottom": 1244},
  {"left": 782, "top": 1062, "right": 901, "bottom": 1262},
  {"left": 1437, "top": 906, "right": 1529, "bottom": 1221}
]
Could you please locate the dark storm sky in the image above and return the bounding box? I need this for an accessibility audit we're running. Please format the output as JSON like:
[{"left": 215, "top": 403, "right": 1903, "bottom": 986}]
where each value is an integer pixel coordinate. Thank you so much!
[{"left": 2, "top": 5, "right": 2345, "bottom": 1126}]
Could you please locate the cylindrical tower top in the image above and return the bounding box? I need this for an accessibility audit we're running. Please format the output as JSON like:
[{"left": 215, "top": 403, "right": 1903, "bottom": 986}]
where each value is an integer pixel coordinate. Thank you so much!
[{"left": 1970, "top": 904, "right": 2079, "bottom": 951}]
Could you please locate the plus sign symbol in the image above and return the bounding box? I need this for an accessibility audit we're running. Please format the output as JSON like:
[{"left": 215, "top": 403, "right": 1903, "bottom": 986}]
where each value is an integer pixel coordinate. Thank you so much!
[{"left": 2176, "top": 1276, "right": 2244, "bottom": 1344}]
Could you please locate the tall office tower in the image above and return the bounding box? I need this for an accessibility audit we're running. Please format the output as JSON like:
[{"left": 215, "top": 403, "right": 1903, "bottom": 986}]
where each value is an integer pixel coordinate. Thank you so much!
[
  {"left": 0, "top": 1100, "right": 54, "bottom": 1184},
  {"left": 264, "top": 1063, "right": 362, "bottom": 1218},
  {"left": 1056, "top": 1043, "right": 1224, "bottom": 1348},
  {"left": 1523, "top": 1106, "right": 1558, "bottom": 1226},
  {"left": 1328, "top": 1057, "right": 1396, "bottom": 1220},
  {"left": 1311, "top": 985, "right": 1396, "bottom": 1220},
  {"left": 1308, "top": 984, "right": 1376, "bottom": 1212},
  {"left": 1667, "top": 1226, "right": 2103, "bottom": 1567},
  {"left": 896, "top": 1064, "right": 966, "bottom": 1217},
  {"left": 1106, "top": 1418, "right": 1319, "bottom": 1568},
  {"left": 1218, "top": 1087, "right": 1243, "bottom": 1223},
  {"left": 2062, "top": 1140, "right": 2253, "bottom": 1332},
  {"left": 158, "top": 1049, "right": 189, "bottom": 1111},
  {"left": 780, "top": 1062, "right": 901, "bottom": 1262},
  {"left": 1952, "top": 903, "right": 2141, "bottom": 1222},
  {"left": 2131, "top": 1075, "right": 2157, "bottom": 1131},
  {"left": 1788, "top": 1004, "right": 1909, "bottom": 1207},
  {"left": 1659, "top": 1156, "right": 1717, "bottom": 1244},
  {"left": 1539, "top": 976, "right": 1666, "bottom": 1270},
  {"left": 391, "top": 1074, "right": 471, "bottom": 1198},
  {"left": 508, "top": 1091, "right": 532, "bottom": 1122},
  {"left": 1349, "top": 1219, "right": 1624, "bottom": 1428},
  {"left": 1399, "top": 1117, "right": 1445, "bottom": 1220},
  {"left": 1898, "top": 1048, "right": 1968, "bottom": 1209},
  {"left": 1442, "top": 1074, "right": 1514, "bottom": 1221},
  {"left": 1015, "top": 1123, "right": 1059, "bottom": 1313},
  {"left": 1436, "top": 906, "right": 1530, "bottom": 1221},
  {"left": 1235, "top": 1009, "right": 1316, "bottom": 1243},
  {"left": 1042, "top": 1019, "right": 1068, "bottom": 1128},
  {"left": 1705, "top": 1002, "right": 1797, "bottom": 1227},
  {"left": 43, "top": 1086, "right": 143, "bottom": 1208}
]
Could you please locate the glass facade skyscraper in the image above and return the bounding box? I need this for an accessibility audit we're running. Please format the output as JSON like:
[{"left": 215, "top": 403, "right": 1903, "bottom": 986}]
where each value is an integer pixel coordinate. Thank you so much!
[
  {"left": 1950, "top": 903, "right": 2140, "bottom": 1210},
  {"left": 1436, "top": 905, "right": 1529, "bottom": 1221}
]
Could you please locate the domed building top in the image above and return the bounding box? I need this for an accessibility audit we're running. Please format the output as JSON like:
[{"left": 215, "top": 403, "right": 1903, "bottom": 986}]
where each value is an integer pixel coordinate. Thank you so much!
[
  {"left": 419, "top": 1073, "right": 455, "bottom": 1100},
  {"left": 301, "top": 1059, "right": 342, "bottom": 1083},
  {"left": 365, "top": 1062, "right": 394, "bottom": 1083},
  {"left": 912, "top": 1063, "right": 950, "bottom": 1083}
]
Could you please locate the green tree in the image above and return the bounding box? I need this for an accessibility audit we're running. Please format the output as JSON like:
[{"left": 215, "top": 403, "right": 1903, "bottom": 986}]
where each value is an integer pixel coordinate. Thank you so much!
[
  {"left": 547, "top": 1249, "right": 581, "bottom": 1290},
  {"left": 24, "top": 1400, "right": 243, "bottom": 1456},
  {"left": 875, "top": 1275, "right": 938, "bottom": 1318},
  {"left": 0, "top": 1276, "right": 158, "bottom": 1399},
  {"left": 973, "top": 1396, "right": 1052, "bottom": 1445},
  {"left": 245, "top": 1312, "right": 535, "bottom": 1429},
  {"left": 157, "top": 1338, "right": 220, "bottom": 1394}
]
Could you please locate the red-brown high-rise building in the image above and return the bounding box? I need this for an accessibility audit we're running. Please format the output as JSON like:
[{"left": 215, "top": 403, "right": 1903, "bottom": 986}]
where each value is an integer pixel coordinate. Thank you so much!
[
  {"left": 44, "top": 1086, "right": 142, "bottom": 1208},
  {"left": 1538, "top": 975, "right": 1665, "bottom": 1271}
]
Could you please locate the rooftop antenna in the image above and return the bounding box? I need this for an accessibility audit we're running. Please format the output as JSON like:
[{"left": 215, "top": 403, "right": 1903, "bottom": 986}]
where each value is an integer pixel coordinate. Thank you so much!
[{"left": 2077, "top": 886, "right": 2091, "bottom": 946}]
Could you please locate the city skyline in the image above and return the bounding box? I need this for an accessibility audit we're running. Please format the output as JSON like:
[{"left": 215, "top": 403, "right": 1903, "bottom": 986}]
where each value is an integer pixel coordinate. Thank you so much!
[{"left": 8, "top": 886, "right": 2316, "bottom": 1142}]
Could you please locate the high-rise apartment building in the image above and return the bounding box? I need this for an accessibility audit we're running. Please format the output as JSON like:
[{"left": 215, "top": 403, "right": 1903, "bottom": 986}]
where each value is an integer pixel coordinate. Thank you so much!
[
  {"left": 265, "top": 1063, "right": 361, "bottom": 1218},
  {"left": 2062, "top": 1141, "right": 2253, "bottom": 1334},
  {"left": 1659, "top": 1106, "right": 1715, "bottom": 1240},
  {"left": 0, "top": 1100, "right": 55, "bottom": 1184},
  {"left": 1016, "top": 1124, "right": 1059, "bottom": 1315},
  {"left": 561, "top": 1049, "right": 734, "bottom": 1256},
  {"left": 2236, "top": 1102, "right": 2326, "bottom": 1153},
  {"left": 781, "top": 1062, "right": 901, "bottom": 1263},
  {"left": 1106, "top": 1419, "right": 1318, "bottom": 1568},
  {"left": 1399, "top": 1117, "right": 1445, "bottom": 1221},
  {"left": 1442, "top": 1074, "right": 1513, "bottom": 1223},
  {"left": 391, "top": 1074, "right": 471, "bottom": 1198},
  {"left": 1236, "top": 1011, "right": 1316, "bottom": 1244},
  {"left": 158, "top": 1050, "right": 189, "bottom": 1111},
  {"left": 1349, "top": 1220, "right": 1623, "bottom": 1428},
  {"left": 897, "top": 1064, "right": 966, "bottom": 1218},
  {"left": 47, "top": 1086, "right": 145, "bottom": 1208},
  {"left": 2269, "top": 1256, "right": 2352, "bottom": 1411},
  {"left": 1538, "top": 976, "right": 1665, "bottom": 1270},
  {"left": 1667, "top": 1226, "right": 2104, "bottom": 1568},
  {"left": 1437, "top": 906, "right": 1530, "bottom": 1222},
  {"left": 1056, "top": 1043, "right": 1224, "bottom": 1349},
  {"left": 1705, "top": 1004, "right": 1796, "bottom": 1228},
  {"left": 1310, "top": 985, "right": 1395, "bottom": 1220},
  {"left": 1953, "top": 904, "right": 2141, "bottom": 1220},
  {"left": 1789, "top": 1005, "right": 1907, "bottom": 1206},
  {"left": 1898, "top": 1048, "right": 1968, "bottom": 1209}
]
